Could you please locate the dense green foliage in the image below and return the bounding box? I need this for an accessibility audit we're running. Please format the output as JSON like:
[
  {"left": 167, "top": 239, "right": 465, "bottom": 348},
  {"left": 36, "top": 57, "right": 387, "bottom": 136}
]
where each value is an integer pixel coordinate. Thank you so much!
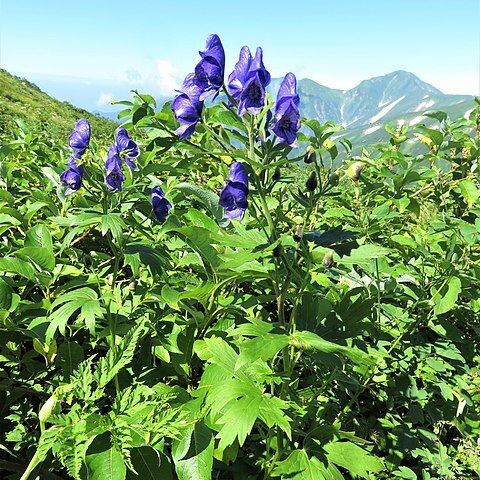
[
  {"left": 0, "top": 82, "right": 480, "bottom": 480},
  {"left": 0, "top": 69, "right": 116, "bottom": 141}
]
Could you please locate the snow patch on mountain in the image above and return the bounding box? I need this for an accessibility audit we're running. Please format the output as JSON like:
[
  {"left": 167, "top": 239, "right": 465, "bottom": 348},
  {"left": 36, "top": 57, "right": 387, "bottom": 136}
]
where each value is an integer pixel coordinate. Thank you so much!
[
  {"left": 364, "top": 125, "right": 382, "bottom": 135},
  {"left": 369, "top": 96, "right": 405, "bottom": 123},
  {"left": 414, "top": 100, "right": 435, "bottom": 112},
  {"left": 409, "top": 115, "right": 426, "bottom": 126}
]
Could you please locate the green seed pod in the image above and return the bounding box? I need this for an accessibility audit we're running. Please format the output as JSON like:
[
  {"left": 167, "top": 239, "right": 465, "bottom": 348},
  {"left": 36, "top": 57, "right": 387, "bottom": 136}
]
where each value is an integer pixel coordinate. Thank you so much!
[
  {"left": 347, "top": 161, "right": 365, "bottom": 181},
  {"left": 272, "top": 166, "right": 281, "bottom": 181},
  {"left": 306, "top": 171, "right": 318, "bottom": 192},
  {"left": 304, "top": 146, "right": 316, "bottom": 164},
  {"left": 323, "top": 250, "right": 334, "bottom": 268}
]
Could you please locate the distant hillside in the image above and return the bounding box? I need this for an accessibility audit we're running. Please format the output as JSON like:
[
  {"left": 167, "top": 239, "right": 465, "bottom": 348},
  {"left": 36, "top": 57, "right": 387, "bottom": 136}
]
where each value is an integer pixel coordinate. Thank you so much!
[{"left": 0, "top": 69, "right": 117, "bottom": 140}]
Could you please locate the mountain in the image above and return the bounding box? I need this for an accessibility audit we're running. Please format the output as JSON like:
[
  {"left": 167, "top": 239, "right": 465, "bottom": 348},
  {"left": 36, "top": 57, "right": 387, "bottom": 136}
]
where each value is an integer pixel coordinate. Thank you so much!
[
  {"left": 0, "top": 69, "right": 116, "bottom": 140},
  {"left": 269, "top": 71, "right": 475, "bottom": 150}
]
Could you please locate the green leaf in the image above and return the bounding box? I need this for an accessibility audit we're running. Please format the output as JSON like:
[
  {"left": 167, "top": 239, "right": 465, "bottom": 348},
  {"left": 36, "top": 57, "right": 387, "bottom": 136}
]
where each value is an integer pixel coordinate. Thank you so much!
[
  {"left": 174, "top": 183, "right": 225, "bottom": 224},
  {"left": 25, "top": 223, "right": 52, "bottom": 250},
  {"left": 127, "top": 447, "right": 172, "bottom": 480},
  {"left": 458, "top": 178, "right": 479, "bottom": 208},
  {"left": 272, "top": 449, "right": 343, "bottom": 480},
  {"left": 0, "top": 256, "right": 36, "bottom": 281},
  {"left": 101, "top": 213, "right": 125, "bottom": 243},
  {"left": 56, "top": 341, "right": 84, "bottom": 379},
  {"left": 0, "top": 278, "right": 13, "bottom": 309},
  {"left": 392, "top": 466, "right": 418, "bottom": 479},
  {"left": 432, "top": 276, "right": 461, "bottom": 316},
  {"left": 85, "top": 434, "right": 126, "bottom": 480},
  {"left": 94, "top": 319, "right": 149, "bottom": 388},
  {"left": 15, "top": 246, "right": 55, "bottom": 272},
  {"left": 290, "top": 330, "right": 378, "bottom": 366},
  {"left": 340, "top": 244, "right": 391, "bottom": 265},
  {"left": 323, "top": 441, "right": 384, "bottom": 479},
  {"left": 172, "top": 423, "right": 214, "bottom": 480}
]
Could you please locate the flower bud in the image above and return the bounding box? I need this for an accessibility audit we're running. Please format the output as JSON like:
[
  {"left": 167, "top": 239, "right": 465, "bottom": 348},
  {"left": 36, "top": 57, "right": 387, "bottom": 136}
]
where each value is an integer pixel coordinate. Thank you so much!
[
  {"left": 272, "top": 166, "right": 281, "bottom": 181},
  {"left": 83, "top": 255, "right": 92, "bottom": 268},
  {"left": 306, "top": 171, "right": 318, "bottom": 192},
  {"left": 347, "top": 162, "right": 365, "bottom": 181},
  {"left": 273, "top": 244, "right": 283, "bottom": 258},
  {"left": 38, "top": 395, "right": 58, "bottom": 424},
  {"left": 293, "top": 226, "right": 303, "bottom": 242},
  {"left": 323, "top": 250, "right": 334, "bottom": 268},
  {"left": 304, "top": 146, "right": 316, "bottom": 164},
  {"left": 328, "top": 171, "right": 340, "bottom": 186}
]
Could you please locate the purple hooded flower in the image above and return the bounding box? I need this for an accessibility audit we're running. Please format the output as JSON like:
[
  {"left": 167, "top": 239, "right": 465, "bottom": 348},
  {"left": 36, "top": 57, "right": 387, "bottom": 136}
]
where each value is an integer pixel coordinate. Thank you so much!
[
  {"left": 194, "top": 34, "right": 225, "bottom": 101},
  {"left": 228, "top": 47, "right": 271, "bottom": 116},
  {"left": 272, "top": 73, "right": 300, "bottom": 147},
  {"left": 105, "top": 144, "right": 125, "bottom": 191},
  {"left": 171, "top": 73, "right": 204, "bottom": 140},
  {"left": 69, "top": 118, "right": 91, "bottom": 156},
  {"left": 60, "top": 156, "right": 84, "bottom": 195},
  {"left": 116, "top": 127, "right": 139, "bottom": 170},
  {"left": 151, "top": 186, "right": 172, "bottom": 223},
  {"left": 219, "top": 162, "right": 249, "bottom": 220}
]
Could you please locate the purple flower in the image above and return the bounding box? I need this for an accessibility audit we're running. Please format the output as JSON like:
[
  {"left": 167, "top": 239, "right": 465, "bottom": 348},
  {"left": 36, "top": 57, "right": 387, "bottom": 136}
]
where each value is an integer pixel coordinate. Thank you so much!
[
  {"left": 60, "top": 156, "right": 84, "bottom": 195},
  {"left": 219, "top": 162, "right": 249, "bottom": 220},
  {"left": 105, "top": 144, "right": 125, "bottom": 191},
  {"left": 272, "top": 73, "right": 300, "bottom": 147},
  {"left": 151, "top": 186, "right": 172, "bottom": 223},
  {"left": 68, "top": 118, "right": 91, "bottom": 156},
  {"left": 227, "top": 46, "right": 252, "bottom": 101},
  {"left": 116, "top": 127, "right": 139, "bottom": 170},
  {"left": 194, "top": 34, "right": 225, "bottom": 101},
  {"left": 228, "top": 47, "right": 271, "bottom": 116},
  {"left": 171, "top": 73, "right": 204, "bottom": 140}
]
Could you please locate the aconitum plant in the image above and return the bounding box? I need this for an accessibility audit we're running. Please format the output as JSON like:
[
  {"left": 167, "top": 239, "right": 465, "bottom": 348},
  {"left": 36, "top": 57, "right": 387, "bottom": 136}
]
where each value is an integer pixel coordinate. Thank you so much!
[
  {"left": 272, "top": 72, "right": 300, "bottom": 146},
  {"left": 219, "top": 162, "right": 249, "bottom": 219},
  {"left": 151, "top": 186, "right": 172, "bottom": 223},
  {"left": 60, "top": 118, "right": 90, "bottom": 195},
  {"left": 68, "top": 118, "right": 91, "bottom": 156}
]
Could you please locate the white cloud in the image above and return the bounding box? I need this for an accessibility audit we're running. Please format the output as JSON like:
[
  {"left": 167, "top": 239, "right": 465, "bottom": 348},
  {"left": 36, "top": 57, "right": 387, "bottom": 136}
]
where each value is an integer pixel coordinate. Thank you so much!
[
  {"left": 156, "top": 59, "right": 180, "bottom": 96},
  {"left": 97, "top": 92, "right": 115, "bottom": 107}
]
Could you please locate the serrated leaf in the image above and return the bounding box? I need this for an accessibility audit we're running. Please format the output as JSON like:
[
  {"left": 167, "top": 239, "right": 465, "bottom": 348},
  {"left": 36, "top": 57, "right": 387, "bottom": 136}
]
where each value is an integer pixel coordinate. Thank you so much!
[
  {"left": 323, "top": 441, "right": 384, "bottom": 479},
  {"left": 101, "top": 213, "right": 125, "bottom": 243},
  {"left": 94, "top": 320, "right": 149, "bottom": 388}
]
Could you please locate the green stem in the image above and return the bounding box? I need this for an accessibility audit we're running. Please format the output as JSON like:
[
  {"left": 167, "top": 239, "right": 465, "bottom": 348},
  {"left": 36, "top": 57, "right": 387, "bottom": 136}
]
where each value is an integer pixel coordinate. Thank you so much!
[{"left": 20, "top": 448, "right": 40, "bottom": 480}]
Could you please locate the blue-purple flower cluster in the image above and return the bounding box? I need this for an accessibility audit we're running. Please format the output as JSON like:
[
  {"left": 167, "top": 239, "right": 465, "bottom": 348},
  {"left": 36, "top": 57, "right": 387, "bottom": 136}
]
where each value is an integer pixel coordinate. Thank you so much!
[
  {"left": 60, "top": 118, "right": 90, "bottom": 195},
  {"left": 171, "top": 34, "right": 225, "bottom": 139},
  {"left": 60, "top": 120, "right": 172, "bottom": 224},
  {"left": 105, "top": 128, "right": 140, "bottom": 191},
  {"left": 171, "top": 34, "right": 301, "bottom": 150}
]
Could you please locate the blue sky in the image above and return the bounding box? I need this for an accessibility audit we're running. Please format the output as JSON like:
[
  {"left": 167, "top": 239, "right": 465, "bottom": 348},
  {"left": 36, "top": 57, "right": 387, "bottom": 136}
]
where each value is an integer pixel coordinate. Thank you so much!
[{"left": 0, "top": 0, "right": 479, "bottom": 111}]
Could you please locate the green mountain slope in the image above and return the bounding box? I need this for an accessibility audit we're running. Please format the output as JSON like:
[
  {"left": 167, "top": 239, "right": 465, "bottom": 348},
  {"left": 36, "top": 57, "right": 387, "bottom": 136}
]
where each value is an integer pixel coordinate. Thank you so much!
[{"left": 0, "top": 69, "right": 116, "bottom": 140}]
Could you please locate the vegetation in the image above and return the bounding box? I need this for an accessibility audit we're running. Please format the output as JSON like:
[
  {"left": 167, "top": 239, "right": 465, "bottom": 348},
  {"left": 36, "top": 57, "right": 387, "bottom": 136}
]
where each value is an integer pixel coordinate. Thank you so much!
[
  {"left": 0, "top": 64, "right": 479, "bottom": 479},
  {"left": 0, "top": 69, "right": 116, "bottom": 141}
]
